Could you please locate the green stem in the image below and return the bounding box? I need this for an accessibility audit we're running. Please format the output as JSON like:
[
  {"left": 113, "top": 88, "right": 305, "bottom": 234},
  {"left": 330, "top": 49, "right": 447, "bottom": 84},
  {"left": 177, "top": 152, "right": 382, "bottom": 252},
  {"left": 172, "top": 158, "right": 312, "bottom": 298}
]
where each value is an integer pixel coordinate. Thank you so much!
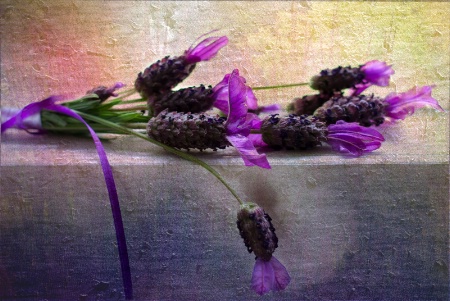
[
  {"left": 111, "top": 106, "right": 148, "bottom": 112},
  {"left": 74, "top": 110, "right": 244, "bottom": 205},
  {"left": 117, "top": 88, "right": 137, "bottom": 99},
  {"left": 118, "top": 98, "right": 146, "bottom": 105},
  {"left": 252, "top": 82, "right": 309, "bottom": 90}
]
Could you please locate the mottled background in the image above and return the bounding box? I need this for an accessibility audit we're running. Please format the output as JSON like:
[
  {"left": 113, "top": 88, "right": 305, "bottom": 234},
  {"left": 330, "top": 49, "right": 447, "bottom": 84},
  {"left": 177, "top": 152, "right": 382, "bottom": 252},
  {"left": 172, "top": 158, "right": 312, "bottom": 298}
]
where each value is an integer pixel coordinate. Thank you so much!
[{"left": 1, "top": 1, "right": 449, "bottom": 301}]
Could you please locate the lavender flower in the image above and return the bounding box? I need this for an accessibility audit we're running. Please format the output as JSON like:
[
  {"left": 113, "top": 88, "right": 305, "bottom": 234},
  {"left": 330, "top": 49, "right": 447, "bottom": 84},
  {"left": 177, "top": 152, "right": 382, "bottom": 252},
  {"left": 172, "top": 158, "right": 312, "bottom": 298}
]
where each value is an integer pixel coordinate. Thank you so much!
[
  {"left": 147, "top": 69, "right": 270, "bottom": 169},
  {"left": 237, "top": 203, "right": 290, "bottom": 295},
  {"left": 261, "top": 114, "right": 385, "bottom": 157},
  {"left": 310, "top": 60, "right": 394, "bottom": 95},
  {"left": 314, "top": 85, "right": 444, "bottom": 126},
  {"left": 135, "top": 34, "right": 228, "bottom": 100},
  {"left": 86, "top": 82, "right": 125, "bottom": 102},
  {"left": 352, "top": 60, "right": 395, "bottom": 95}
]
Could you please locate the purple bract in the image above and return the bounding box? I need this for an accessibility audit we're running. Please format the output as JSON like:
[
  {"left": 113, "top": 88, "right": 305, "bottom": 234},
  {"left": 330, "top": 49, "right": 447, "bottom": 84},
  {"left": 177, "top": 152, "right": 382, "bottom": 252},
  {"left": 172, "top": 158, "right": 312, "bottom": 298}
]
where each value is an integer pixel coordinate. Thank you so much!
[
  {"left": 326, "top": 120, "right": 385, "bottom": 157},
  {"left": 224, "top": 69, "right": 271, "bottom": 169},
  {"left": 384, "top": 85, "right": 444, "bottom": 120}
]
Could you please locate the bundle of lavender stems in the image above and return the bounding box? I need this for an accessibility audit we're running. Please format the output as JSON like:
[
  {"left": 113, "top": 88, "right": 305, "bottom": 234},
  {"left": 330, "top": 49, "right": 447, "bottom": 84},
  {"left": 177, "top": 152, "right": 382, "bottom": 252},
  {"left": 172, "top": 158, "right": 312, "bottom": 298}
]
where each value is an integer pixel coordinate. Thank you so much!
[{"left": 1, "top": 32, "right": 444, "bottom": 298}]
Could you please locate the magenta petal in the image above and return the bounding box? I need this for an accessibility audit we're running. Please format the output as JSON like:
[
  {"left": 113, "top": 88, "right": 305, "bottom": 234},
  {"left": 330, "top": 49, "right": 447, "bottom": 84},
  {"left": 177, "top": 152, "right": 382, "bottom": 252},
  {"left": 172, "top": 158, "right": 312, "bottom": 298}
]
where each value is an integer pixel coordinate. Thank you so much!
[
  {"left": 225, "top": 70, "right": 248, "bottom": 135},
  {"left": 327, "top": 121, "right": 384, "bottom": 156},
  {"left": 246, "top": 86, "right": 258, "bottom": 110},
  {"left": 251, "top": 258, "right": 275, "bottom": 295},
  {"left": 248, "top": 134, "right": 268, "bottom": 147},
  {"left": 384, "top": 85, "right": 444, "bottom": 120},
  {"left": 185, "top": 35, "right": 228, "bottom": 64},
  {"left": 361, "top": 60, "right": 394, "bottom": 86},
  {"left": 227, "top": 134, "right": 271, "bottom": 169},
  {"left": 259, "top": 104, "right": 282, "bottom": 113},
  {"left": 270, "top": 256, "right": 291, "bottom": 292}
]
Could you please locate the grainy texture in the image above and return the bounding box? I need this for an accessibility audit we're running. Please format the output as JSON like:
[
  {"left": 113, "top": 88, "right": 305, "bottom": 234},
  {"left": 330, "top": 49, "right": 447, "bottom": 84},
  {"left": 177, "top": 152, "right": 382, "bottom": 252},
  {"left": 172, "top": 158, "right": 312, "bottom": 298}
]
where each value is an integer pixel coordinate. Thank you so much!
[{"left": 0, "top": 1, "right": 449, "bottom": 300}]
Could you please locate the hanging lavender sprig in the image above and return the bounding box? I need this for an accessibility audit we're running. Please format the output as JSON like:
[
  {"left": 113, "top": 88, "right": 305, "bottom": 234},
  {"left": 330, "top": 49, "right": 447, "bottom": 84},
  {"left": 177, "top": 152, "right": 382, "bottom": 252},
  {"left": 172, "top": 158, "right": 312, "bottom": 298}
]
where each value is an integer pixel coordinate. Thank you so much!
[
  {"left": 314, "top": 85, "right": 444, "bottom": 126},
  {"left": 237, "top": 203, "right": 290, "bottom": 295}
]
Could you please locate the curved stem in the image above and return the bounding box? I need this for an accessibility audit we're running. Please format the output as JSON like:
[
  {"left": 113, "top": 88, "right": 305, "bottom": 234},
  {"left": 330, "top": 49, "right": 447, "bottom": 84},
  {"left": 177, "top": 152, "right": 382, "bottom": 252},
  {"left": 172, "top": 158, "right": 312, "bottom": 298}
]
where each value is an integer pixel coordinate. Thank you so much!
[
  {"left": 74, "top": 110, "right": 244, "bottom": 205},
  {"left": 252, "top": 82, "right": 309, "bottom": 90}
]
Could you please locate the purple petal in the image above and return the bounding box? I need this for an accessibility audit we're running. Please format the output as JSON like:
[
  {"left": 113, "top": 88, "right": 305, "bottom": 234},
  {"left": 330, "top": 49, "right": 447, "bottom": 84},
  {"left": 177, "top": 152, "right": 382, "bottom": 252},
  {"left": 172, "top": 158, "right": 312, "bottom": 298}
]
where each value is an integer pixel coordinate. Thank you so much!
[
  {"left": 251, "top": 258, "right": 275, "bottom": 295},
  {"left": 245, "top": 86, "right": 258, "bottom": 110},
  {"left": 349, "top": 83, "right": 371, "bottom": 96},
  {"left": 226, "top": 134, "right": 271, "bottom": 169},
  {"left": 185, "top": 35, "right": 228, "bottom": 64},
  {"left": 211, "top": 74, "right": 231, "bottom": 113},
  {"left": 250, "top": 257, "right": 290, "bottom": 295},
  {"left": 327, "top": 121, "right": 385, "bottom": 157},
  {"left": 259, "top": 104, "right": 282, "bottom": 113},
  {"left": 248, "top": 134, "right": 268, "bottom": 148},
  {"left": 225, "top": 70, "right": 249, "bottom": 135},
  {"left": 270, "top": 256, "right": 291, "bottom": 292},
  {"left": 384, "top": 85, "right": 444, "bottom": 120},
  {"left": 361, "top": 60, "right": 394, "bottom": 87},
  {"left": 212, "top": 72, "right": 259, "bottom": 114}
]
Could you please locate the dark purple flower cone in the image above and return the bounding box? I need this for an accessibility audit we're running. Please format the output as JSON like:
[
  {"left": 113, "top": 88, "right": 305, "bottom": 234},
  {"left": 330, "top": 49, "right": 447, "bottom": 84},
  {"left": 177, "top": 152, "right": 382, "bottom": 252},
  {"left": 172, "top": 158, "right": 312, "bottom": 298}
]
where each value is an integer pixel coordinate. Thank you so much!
[
  {"left": 261, "top": 114, "right": 328, "bottom": 150},
  {"left": 314, "top": 94, "right": 388, "bottom": 126},
  {"left": 237, "top": 203, "right": 278, "bottom": 261},
  {"left": 288, "top": 92, "right": 338, "bottom": 116},
  {"left": 310, "top": 66, "right": 365, "bottom": 94},
  {"left": 135, "top": 55, "right": 195, "bottom": 99},
  {"left": 147, "top": 110, "right": 229, "bottom": 151},
  {"left": 152, "top": 84, "right": 215, "bottom": 115}
]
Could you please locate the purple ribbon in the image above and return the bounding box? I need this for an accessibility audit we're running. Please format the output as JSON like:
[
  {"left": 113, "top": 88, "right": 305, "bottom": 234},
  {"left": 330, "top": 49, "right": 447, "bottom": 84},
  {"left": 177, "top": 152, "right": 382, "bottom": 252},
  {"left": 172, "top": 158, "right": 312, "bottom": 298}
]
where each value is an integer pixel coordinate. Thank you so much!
[{"left": 1, "top": 96, "right": 133, "bottom": 300}]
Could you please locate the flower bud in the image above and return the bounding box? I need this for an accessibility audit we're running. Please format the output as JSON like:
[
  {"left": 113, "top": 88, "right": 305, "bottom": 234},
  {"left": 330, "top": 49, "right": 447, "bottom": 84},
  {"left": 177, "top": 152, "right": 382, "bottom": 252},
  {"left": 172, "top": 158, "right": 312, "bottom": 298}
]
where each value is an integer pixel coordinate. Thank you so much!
[{"left": 236, "top": 203, "right": 278, "bottom": 261}]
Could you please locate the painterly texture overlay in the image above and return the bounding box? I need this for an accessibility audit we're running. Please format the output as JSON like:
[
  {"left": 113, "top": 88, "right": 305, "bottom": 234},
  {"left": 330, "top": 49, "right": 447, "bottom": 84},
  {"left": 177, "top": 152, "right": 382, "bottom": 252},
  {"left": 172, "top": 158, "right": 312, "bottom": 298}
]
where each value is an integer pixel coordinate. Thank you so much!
[{"left": 0, "top": 1, "right": 448, "bottom": 300}]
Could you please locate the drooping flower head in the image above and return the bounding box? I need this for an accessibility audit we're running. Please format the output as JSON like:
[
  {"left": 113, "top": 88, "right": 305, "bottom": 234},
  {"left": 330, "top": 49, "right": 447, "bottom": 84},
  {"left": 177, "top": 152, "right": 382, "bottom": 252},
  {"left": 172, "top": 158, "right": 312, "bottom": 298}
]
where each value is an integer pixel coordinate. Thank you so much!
[
  {"left": 261, "top": 114, "right": 385, "bottom": 157},
  {"left": 86, "top": 82, "right": 125, "bottom": 102},
  {"left": 237, "top": 202, "right": 290, "bottom": 295},
  {"left": 310, "top": 60, "right": 394, "bottom": 96},
  {"left": 314, "top": 85, "right": 444, "bottom": 126},
  {"left": 384, "top": 85, "right": 444, "bottom": 120},
  {"left": 146, "top": 69, "right": 270, "bottom": 169},
  {"left": 135, "top": 33, "right": 228, "bottom": 100}
]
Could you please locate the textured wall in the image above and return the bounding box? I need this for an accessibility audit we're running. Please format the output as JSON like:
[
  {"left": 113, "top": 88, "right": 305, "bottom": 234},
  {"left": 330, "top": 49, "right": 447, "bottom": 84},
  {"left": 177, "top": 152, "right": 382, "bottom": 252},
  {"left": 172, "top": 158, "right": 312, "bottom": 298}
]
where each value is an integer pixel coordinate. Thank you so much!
[{"left": 1, "top": 1, "right": 449, "bottom": 300}]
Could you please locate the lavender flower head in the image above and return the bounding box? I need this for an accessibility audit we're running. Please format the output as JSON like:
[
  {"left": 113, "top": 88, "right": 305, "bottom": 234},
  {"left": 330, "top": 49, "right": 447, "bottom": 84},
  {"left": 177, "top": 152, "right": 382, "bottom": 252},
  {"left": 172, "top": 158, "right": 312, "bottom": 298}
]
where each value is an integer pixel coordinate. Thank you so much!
[
  {"left": 384, "top": 85, "right": 444, "bottom": 120},
  {"left": 146, "top": 69, "right": 270, "bottom": 169},
  {"left": 135, "top": 33, "right": 228, "bottom": 100},
  {"left": 237, "top": 202, "right": 290, "bottom": 295},
  {"left": 261, "top": 114, "right": 385, "bottom": 157},
  {"left": 310, "top": 60, "right": 394, "bottom": 96},
  {"left": 314, "top": 85, "right": 444, "bottom": 127}
]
